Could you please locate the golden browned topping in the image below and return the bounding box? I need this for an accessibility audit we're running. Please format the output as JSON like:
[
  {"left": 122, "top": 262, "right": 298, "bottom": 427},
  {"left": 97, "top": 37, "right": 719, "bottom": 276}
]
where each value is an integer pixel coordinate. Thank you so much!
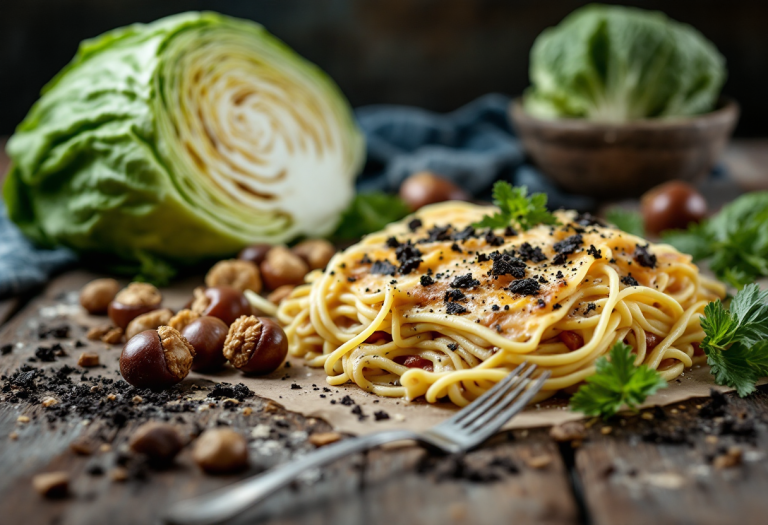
[
  {"left": 308, "top": 431, "right": 343, "bottom": 447},
  {"left": 205, "top": 259, "right": 263, "bottom": 293},
  {"left": 260, "top": 246, "right": 308, "bottom": 290},
  {"left": 125, "top": 308, "right": 173, "bottom": 340},
  {"left": 222, "top": 315, "right": 263, "bottom": 368},
  {"left": 101, "top": 327, "right": 124, "bottom": 345},
  {"left": 190, "top": 286, "right": 210, "bottom": 316},
  {"left": 114, "top": 282, "right": 162, "bottom": 307},
  {"left": 292, "top": 239, "right": 336, "bottom": 270},
  {"left": 80, "top": 278, "right": 120, "bottom": 314},
  {"left": 157, "top": 326, "right": 195, "bottom": 380},
  {"left": 267, "top": 285, "right": 295, "bottom": 305},
  {"left": 32, "top": 471, "right": 69, "bottom": 498},
  {"left": 77, "top": 352, "right": 100, "bottom": 368},
  {"left": 168, "top": 309, "right": 201, "bottom": 332},
  {"left": 192, "top": 428, "right": 249, "bottom": 474}
]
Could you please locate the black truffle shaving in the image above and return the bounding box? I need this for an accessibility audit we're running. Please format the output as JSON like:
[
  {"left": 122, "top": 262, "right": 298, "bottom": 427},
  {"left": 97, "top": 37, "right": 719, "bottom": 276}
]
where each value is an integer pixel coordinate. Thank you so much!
[
  {"left": 452, "top": 226, "right": 476, "bottom": 241},
  {"left": 408, "top": 218, "right": 423, "bottom": 232},
  {"left": 445, "top": 289, "right": 466, "bottom": 302},
  {"left": 420, "top": 275, "right": 435, "bottom": 286},
  {"left": 554, "top": 234, "right": 583, "bottom": 255},
  {"left": 552, "top": 252, "right": 568, "bottom": 265},
  {"left": 518, "top": 243, "right": 547, "bottom": 263},
  {"left": 395, "top": 242, "right": 423, "bottom": 275},
  {"left": 575, "top": 212, "right": 605, "bottom": 227},
  {"left": 586, "top": 245, "right": 602, "bottom": 259},
  {"left": 621, "top": 274, "right": 639, "bottom": 287},
  {"left": 476, "top": 253, "right": 490, "bottom": 263},
  {"left": 504, "top": 226, "right": 518, "bottom": 237},
  {"left": 508, "top": 278, "right": 540, "bottom": 296},
  {"left": 450, "top": 273, "right": 480, "bottom": 289},
  {"left": 371, "top": 260, "right": 397, "bottom": 275},
  {"left": 634, "top": 244, "right": 657, "bottom": 268},
  {"left": 426, "top": 224, "right": 452, "bottom": 242},
  {"left": 399, "top": 258, "right": 422, "bottom": 275},
  {"left": 484, "top": 231, "right": 505, "bottom": 246},
  {"left": 491, "top": 254, "right": 527, "bottom": 278},
  {"left": 446, "top": 302, "right": 468, "bottom": 315}
]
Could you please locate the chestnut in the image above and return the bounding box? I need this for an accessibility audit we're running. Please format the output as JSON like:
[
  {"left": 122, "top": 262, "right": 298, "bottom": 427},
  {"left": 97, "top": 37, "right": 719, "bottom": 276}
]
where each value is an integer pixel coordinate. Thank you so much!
[
  {"left": 119, "top": 326, "right": 195, "bottom": 389},
  {"left": 640, "top": 181, "right": 707, "bottom": 234},
  {"left": 182, "top": 316, "right": 229, "bottom": 372},
  {"left": 260, "top": 246, "right": 308, "bottom": 290},
  {"left": 223, "top": 316, "right": 288, "bottom": 374},
  {"left": 292, "top": 239, "right": 335, "bottom": 270},
  {"left": 108, "top": 282, "right": 162, "bottom": 330},
  {"left": 129, "top": 422, "right": 184, "bottom": 464},
  {"left": 191, "top": 286, "right": 252, "bottom": 326},
  {"left": 205, "top": 259, "right": 262, "bottom": 294},
  {"left": 192, "top": 428, "right": 248, "bottom": 474},
  {"left": 238, "top": 244, "right": 273, "bottom": 266},
  {"left": 399, "top": 171, "right": 470, "bottom": 211},
  {"left": 80, "top": 278, "right": 120, "bottom": 315}
]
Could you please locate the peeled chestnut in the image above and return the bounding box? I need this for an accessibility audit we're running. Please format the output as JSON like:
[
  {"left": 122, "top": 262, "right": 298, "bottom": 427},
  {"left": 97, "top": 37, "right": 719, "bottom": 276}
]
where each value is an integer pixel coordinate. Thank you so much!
[
  {"left": 119, "top": 327, "right": 195, "bottom": 389},
  {"left": 399, "top": 171, "right": 470, "bottom": 211},
  {"left": 182, "top": 316, "right": 229, "bottom": 372},
  {"left": 292, "top": 239, "right": 335, "bottom": 270},
  {"left": 223, "top": 316, "right": 288, "bottom": 375},
  {"left": 238, "top": 244, "right": 273, "bottom": 266},
  {"left": 191, "top": 286, "right": 252, "bottom": 326},
  {"left": 108, "top": 283, "right": 162, "bottom": 330},
  {"left": 641, "top": 181, "right": 707, "bottom": 234},
  {"left": 260, "top": 246, "right": 308, "bottom": 290}
]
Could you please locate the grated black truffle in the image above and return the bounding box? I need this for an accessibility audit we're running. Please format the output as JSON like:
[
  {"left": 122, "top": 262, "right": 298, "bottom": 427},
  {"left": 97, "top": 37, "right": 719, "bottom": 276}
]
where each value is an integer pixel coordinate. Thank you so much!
[
  {"left": 508, "top": 278, "right": 540, "bottom": 296},
  {"left": 450, "top": 273, "right": 480, "bottom": 289},
  {"left": 634, "top": 244, "right": 657, "bottom": 268}
]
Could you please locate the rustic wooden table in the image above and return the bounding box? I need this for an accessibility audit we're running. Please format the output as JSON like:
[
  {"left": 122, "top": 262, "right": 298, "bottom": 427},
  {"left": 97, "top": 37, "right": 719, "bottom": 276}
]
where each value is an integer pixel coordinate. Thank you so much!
[{"left": 1, "top": 140, "right": 768, "bottom": 525}]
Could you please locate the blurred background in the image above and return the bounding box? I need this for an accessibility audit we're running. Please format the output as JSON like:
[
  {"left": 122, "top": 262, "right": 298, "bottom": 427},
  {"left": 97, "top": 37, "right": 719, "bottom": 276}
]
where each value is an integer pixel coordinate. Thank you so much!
[{"left": 1, "top": 0, "right": 767, "bottom": 136}]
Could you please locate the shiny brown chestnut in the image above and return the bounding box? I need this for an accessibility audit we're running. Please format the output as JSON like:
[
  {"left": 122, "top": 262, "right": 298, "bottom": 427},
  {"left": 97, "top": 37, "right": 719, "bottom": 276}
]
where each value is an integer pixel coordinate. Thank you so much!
[
  {"left": 292, "top": 239, "right": 336, "bottom": 270},
  {"left": 191, "top": 286, "right": 252, "bottom": 326},
  {"left": 108, "top": 283, "right": 162, "bottom": 330},
  {"left": 399, "top": 171, "right": 470, "bottom": 211},
  {"left": 223, "top": 316, "right": 288, "bottom": 375},
  {"left": 260, "top": 246, "right": 308, "bottom": 290},
  {"left": 238, "top": 244, "right": 273, "bottom": 266},
  {"left": 119, "top": 327, "right": 195, "bottom": 389},
  {"left": 182, "top": 316, "right": 229, "bottom": 372},
  {"left": 640, "top": 180, "right": 708, "bottom": 235}
]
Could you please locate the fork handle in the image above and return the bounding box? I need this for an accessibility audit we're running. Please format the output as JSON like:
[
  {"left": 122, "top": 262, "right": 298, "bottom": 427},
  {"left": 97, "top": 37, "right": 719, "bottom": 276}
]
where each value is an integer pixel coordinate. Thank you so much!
[{"left": 163, "top": 429, "right": 418, "bottom": 525}]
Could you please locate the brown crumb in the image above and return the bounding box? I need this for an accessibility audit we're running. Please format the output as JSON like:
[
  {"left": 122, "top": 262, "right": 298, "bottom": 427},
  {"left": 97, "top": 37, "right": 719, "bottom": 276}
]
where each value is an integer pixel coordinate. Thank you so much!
[
  {"left": 87, "top": 325, "right": 111, "bottom": 341},
  {"left": 263, "top": 400, "right": 283, "bottom": 413},
  {"left": 601, "top": 426, "right": 613, "bottom": 435},
  {"left": 110, "top": 467, "right": 128, "bottom": 482},
  {"left": 77, "top": 352, "right": 100, "bottom": 367},
  {"left": 106, "top": 394, "right": 116, "bottom": 401},
  {"left": 641, "top": 412, "right": 654, "bottom": 420},
  {"left": 525, "top": 454, "right": 552, "bottom": 469},
  {"left": 101, "top": 327, "right": 123, "bottom": 345},
  {"left": 132, "top": 396, "right": 143, "bottom": 404},
  {"left": 713, "top": 447, "right": 742, "bottom": 469},
  {"left": 69, "top": 439, "right": 96, "bottom": 456},
  {"left": 168, "top": 309, "right": 200, "bottom": 333},
  {"left": 9, "top": 432, "right": 18, "bottom": 441},
  {"left": 549, "top": 421, "right": 586, "bottom": 442},
  {"left": 308, "top": 432, "right": 343, "bottom": 447},
  {"left": 17, "top": 416, "right": 30, "bottom": 423},
  {"left": 242, "top": 407, "right": 253, "bottom": 416},
  {"left": 206, "top": 259, "right": 262, "bottom": 293},
  {"left": 41, "top": 397, "right": 58, "bottom": 408},
  {"left": 99, "top": 444, "right": 112, "bottom": 453},
  {"left": 33, "top": 472, "right": 69, "bottom": 498},
  {"left": 705, "top": 435, "right": 719, "bottom": 445},
  {"left": 125, "top": 308, "right": 173, "bottom": 340}
]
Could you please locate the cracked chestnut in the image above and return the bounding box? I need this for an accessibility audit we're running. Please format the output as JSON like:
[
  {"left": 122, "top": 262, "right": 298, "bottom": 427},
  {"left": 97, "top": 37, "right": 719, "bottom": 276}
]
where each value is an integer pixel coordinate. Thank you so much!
[
  {"left": 182, "top": 316, "right": 229, "bottom": 372},
  {"left": 108, "top": 282, "right": 162, "bottom": 329},
  {"left": 191, "top": 286, "right": 252, "bottom": 326},
  {"left": 119, "top": 326, "right": 195, "bottom": 389},
  {"left": 223, "top": 316, "right": 288, "bottom": 374}
]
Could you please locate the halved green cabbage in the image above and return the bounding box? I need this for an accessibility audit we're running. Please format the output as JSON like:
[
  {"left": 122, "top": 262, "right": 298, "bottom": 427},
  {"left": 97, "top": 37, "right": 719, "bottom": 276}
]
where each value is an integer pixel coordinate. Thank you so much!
[{"left": 5, "top": 12, "right": 364, "bottom": 268}]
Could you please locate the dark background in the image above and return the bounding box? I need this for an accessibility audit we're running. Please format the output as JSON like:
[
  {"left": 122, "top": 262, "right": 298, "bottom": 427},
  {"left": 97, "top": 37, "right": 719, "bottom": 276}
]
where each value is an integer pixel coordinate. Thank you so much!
[{"left": 1, "top": 0, "right": 766, "bottom": 136}]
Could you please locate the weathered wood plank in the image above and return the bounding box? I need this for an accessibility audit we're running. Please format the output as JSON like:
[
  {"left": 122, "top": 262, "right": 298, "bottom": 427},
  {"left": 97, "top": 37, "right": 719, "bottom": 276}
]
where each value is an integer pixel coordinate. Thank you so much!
[{"left": 574, "top": 391, "right": 768, "bottom": 525}]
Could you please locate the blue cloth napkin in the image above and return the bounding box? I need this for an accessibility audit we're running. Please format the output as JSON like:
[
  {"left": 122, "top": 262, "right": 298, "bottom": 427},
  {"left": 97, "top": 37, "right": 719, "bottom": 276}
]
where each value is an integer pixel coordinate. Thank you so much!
[
  {"left": 0, "top": 93, "right": 594, "bottom": 297},
  {"left": 0, "top": 200, "right": 76, "bottom": 297}
]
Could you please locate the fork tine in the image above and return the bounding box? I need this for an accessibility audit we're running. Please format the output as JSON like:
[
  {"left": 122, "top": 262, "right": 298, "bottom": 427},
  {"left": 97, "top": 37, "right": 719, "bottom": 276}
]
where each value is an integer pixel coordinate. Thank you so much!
[
  {"left": 440, "top": 362, "right": 527, "bottom": 428},
  {"left": 459, "top": 364, "right": 538, "bottom": 430},
  {"left": 467, "top": 371, "right": 551, "bottom": 444}
]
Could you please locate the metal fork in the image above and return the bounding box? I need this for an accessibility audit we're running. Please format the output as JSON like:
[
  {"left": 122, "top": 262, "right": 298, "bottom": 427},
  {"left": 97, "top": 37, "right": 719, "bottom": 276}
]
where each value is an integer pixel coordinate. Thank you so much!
[{"left": 163, "top": 363, "right": 550, "bottom": 525}]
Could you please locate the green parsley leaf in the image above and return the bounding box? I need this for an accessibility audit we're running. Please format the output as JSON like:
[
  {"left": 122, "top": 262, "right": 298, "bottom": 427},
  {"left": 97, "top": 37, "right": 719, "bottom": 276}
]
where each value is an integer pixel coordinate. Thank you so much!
[
  {"left": 663, "top": 192, "right": 768, "bottom": 289},
  {"left": 330, "top": 192, "right": 411, "bottom": 241},
  {"left": 473, "top": 181, "right": 559, "bottom": 231},
  {"left": 700, "top": 284, "right": 768, "bottom": 396},
  {"left": 570, "top": 341, "right": 667, "bottom": 418},
  {"left": 604, "top": 208, "right": 645, "bottom": 237}
]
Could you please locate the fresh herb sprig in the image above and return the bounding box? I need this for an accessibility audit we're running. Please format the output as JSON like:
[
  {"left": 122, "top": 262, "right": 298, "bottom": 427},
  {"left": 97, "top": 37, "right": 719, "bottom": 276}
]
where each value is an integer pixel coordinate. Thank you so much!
[
  {"left": 663, "top": 192, "right": 768, "bottom": 289},
  {"left": 605, "top": 208, "right": 645, "bottom": 238},
  {"left": 570, "top": 342, "right": 667, "bottom": 418},
  {"left": 700, "top": 284, "right": 768, "bottom": 397},
  {"left": 331, "top": 192, "right": 411, "bottom": 241},
  {"left": 474, "top": 181, "right": 559, "bottom": 231}
]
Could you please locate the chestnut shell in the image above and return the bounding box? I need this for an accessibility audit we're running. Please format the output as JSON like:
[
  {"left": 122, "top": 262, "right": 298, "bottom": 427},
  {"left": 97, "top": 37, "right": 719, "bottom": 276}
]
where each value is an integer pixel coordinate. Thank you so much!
[
  {"left": 201, "top": 286, "right": 252, "bottom": 326},
  {"left": 182, "top": 316, "right": 229, "bottom": 372},
  {"left": 109, "top": 302, "right": 159, "bottom": 330},
  {"left": 236, "top": 318, "right": 288, "bottom": 375},
  {"left": 120, "top": 330, "right": 180, "bottom": 389}
]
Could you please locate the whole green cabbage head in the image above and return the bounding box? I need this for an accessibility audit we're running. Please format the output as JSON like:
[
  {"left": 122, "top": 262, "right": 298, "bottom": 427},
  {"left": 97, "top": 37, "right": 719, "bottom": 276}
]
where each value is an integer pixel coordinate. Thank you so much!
[
  {"left": 4, "top": 12, "right": 364, "bottom": 274},
  {"left": 524, "top": 4, "right": 726, "bottom": 122}
]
